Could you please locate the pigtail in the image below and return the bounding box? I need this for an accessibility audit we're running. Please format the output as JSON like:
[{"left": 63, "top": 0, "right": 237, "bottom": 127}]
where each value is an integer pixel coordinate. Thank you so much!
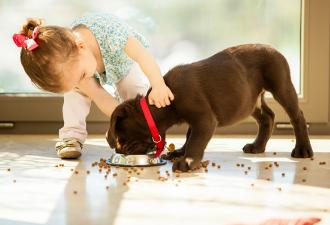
[{"left": 20, "top": 18, "right": 44, "bottom": 38}]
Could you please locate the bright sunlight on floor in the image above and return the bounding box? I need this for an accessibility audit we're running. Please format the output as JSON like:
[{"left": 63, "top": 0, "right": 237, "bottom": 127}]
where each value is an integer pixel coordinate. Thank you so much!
[{"left": 0, "top": 135, "right": 329, "bottom": 225}]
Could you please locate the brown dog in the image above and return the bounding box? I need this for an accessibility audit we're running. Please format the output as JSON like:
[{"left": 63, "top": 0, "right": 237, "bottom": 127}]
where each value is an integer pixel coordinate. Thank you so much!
[{"left": 106, "top": 44, "right": 313, "bottom": 172}]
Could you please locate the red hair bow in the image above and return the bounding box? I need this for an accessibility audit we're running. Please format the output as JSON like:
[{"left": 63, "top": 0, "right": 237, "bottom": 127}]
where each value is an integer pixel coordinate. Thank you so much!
[{"left": 12, "top": 26, "right": 40, "bottom": 51}]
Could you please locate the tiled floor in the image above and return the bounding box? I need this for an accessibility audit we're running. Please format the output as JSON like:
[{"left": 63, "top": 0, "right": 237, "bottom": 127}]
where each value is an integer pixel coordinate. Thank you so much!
[{"left": 0, "top": 135, "right": 329, "bottom": 225}]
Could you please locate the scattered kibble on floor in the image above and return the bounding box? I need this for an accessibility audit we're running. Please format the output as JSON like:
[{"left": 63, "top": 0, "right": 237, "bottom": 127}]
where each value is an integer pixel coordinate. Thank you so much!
[{"left": 43, "top": 155, "right": 321, "bottom": 195}]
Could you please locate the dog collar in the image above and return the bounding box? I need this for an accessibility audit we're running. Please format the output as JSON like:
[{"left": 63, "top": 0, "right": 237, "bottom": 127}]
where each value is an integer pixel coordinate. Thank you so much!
[{"left": 140, "top": 97, "right": 166, "bottom": 158}]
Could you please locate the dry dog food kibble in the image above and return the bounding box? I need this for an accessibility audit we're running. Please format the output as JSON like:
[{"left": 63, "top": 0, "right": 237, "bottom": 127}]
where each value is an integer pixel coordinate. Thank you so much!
[
  {"left": 167, "top": 143, "right": 176, "bottom": 152},
  {"left": 201, "top": 160, "right": 209, "bottom": 168}
]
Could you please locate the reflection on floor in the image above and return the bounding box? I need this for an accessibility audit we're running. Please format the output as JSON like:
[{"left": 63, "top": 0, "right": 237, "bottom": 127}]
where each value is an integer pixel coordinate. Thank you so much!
[{"left": 0, "top": 135, "right": 329, "bottom": 225}]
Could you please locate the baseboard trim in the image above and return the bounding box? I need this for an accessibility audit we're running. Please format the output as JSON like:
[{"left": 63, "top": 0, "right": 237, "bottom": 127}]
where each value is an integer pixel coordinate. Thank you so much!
[{"left": 0, "top": 121, "right": 329, "bottom": 135}]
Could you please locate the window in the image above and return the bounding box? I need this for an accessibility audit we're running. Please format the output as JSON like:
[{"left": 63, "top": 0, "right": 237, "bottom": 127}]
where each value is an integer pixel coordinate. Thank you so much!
[{"left": 0, "top": 0, "right": 329, "bottom": 133}]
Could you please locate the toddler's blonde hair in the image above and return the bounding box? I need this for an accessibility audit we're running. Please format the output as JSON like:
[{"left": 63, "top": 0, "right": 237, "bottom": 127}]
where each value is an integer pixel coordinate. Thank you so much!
[{"left": 19, "top": 18, "right": 78, "bottom": 93}]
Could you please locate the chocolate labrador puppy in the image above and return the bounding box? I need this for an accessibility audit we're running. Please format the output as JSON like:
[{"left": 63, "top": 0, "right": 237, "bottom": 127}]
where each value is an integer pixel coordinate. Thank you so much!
[{"left": 107, "top": 44, "right": 313, "bottom": 172}]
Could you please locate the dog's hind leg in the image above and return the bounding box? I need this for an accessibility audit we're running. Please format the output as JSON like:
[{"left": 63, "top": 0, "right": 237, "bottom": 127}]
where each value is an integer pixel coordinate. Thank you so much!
[
  {"left": 243, "top": 92, "right": 275, "bottom": 154},
  {"left": 272, "top": 84, "right": 313, "bottom": 158},
  {"left": 264, "top": 51, "right": 313, "bottom": 158}
]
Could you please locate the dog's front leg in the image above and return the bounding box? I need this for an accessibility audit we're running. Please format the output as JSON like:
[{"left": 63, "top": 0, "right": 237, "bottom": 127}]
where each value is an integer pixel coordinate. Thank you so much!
[
  {"left": 172, "top": 119, "right": 216, "bottom": 172},
  {"left": 162, "top": 127, "right": 191, "bottom": 160}
]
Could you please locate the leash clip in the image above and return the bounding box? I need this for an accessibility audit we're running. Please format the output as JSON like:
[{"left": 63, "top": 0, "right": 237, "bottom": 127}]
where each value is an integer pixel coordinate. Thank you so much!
[{"left": 152, "top": 134, "right": 162, "bottom": 144}]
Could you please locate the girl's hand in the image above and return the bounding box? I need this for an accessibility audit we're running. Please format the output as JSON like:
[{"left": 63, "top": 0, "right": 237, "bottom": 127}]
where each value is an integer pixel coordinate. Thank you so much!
[{"left": 148, "top": 84, "right": 174, "bottom": 108}]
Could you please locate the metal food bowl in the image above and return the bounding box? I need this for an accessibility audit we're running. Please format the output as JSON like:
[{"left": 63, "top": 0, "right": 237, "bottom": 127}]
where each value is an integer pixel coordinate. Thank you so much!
[{"left": 106, "top": 153, "right": 167, "bottom": 167}]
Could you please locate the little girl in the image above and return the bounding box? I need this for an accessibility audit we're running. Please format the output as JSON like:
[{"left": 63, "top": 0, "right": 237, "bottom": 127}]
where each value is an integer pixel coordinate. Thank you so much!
[{"left": 13, "top": 12, "right": 174, "bottom": 159}]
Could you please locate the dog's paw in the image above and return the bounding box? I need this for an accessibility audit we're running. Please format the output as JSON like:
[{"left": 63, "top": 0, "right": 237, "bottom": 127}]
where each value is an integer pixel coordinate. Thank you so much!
[
  {"left": 172, "top": 157, "right": 200, "bottom": 172},
  {"left": 291, "top": 145, "right": 313, "bottom": 158},
  {"left": 162, "top": 148, "right": 185, "bottom": 160},
  {"left": 242, "top": 143, "right": 265, "bottom": 154}
]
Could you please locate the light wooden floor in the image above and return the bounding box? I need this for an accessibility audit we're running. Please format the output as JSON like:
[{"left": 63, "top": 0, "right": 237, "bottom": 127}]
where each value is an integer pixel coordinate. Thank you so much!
[{"left": 0, "top": 135, "right": 329, "bottom": 225}]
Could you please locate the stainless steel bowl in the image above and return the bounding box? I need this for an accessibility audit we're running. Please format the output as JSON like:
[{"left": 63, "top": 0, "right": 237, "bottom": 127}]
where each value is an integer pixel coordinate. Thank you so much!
[{"left": 106, "top": 153, "right": 167, "bottom": 167}]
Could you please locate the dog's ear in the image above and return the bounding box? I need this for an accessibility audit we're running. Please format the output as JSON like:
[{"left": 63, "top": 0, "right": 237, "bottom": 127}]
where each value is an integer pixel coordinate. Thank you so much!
[{"left": 107, "top": 104, "right": 129, "bottom": 148}]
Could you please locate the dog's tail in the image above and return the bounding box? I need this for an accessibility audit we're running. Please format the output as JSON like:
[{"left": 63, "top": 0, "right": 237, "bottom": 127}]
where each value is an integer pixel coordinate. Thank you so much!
[{"left": 260, "top": 91, "right": 275, "bottom": 119}]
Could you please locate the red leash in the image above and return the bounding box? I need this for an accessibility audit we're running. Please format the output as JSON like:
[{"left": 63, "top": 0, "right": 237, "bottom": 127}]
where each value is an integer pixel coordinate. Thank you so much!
[{"left": 139, "top": 97, "right": 166, "bottom": 157}]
